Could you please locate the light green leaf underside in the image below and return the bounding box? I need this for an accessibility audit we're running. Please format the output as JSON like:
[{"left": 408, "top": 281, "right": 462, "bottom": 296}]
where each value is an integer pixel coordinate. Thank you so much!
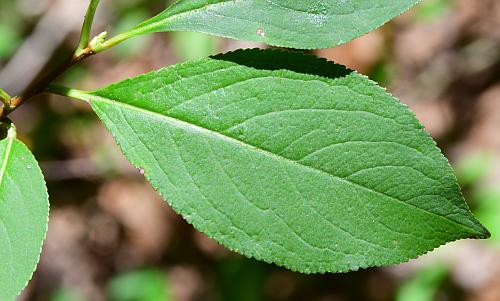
[
  {"left": 81, "top": 49, "right": 487, "bottom": 273},
  {"left": 132, "top": 0, "right": 421, "bottom": 49},
  {"left": 0, "top": 124, "right": 49, "bottom": 300}
]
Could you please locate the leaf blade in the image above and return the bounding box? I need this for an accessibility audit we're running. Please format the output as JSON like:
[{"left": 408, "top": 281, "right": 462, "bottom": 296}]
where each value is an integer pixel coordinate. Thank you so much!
[
  {"left": 83, "top": 49, "right": 487, "bottom": 273},
  {"left": 0, "top": 124, "right": 49, "bottom": 299},
  {"left": 131, "top": 0, "right": 421, "bottom": 49}
]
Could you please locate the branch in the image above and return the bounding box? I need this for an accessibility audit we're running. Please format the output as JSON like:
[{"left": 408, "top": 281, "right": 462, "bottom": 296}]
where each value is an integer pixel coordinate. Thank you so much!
[
  {"left": 0, "top": 0, "right": 101, "bottom": 121},
  {"left": 75, "top": 0, "right": 101, "bottom": 58},
  {"left": 0, "top": 88, "right": 11, "bottom": 119},
  {"left": 0, "top": 50, "right": 95, "bottom": 121},
  {"left": 0, "top": 0, "right": 154, "bottom": 121}
]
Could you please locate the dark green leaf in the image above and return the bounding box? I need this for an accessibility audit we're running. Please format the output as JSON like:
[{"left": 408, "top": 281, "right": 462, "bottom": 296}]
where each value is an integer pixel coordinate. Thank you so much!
[{"left": 73, "top": 49, "right": 487, "bottom": 273}]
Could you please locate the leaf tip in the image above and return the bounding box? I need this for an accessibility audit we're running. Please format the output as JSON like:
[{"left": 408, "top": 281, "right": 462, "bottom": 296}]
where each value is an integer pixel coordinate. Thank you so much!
[{"left": 473, "top": 224, "right": 491, "bottom": 240}]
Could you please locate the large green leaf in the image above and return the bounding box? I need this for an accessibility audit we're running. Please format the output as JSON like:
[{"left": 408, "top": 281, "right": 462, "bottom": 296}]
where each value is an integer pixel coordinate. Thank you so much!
[
  {"left": 0, "top": 123, "right": 49, "bottom": 300},
  {"left": 128, "top": 0, "right": 421, "bottom": 49},
  {"left": 69, "top": 49, "right": 488, "bottom": 273}
]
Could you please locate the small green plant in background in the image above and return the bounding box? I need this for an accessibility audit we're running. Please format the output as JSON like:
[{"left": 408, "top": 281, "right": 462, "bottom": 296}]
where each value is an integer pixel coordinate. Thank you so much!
[
  {"left": 455, "top": 152, "right": 500, "bottom": 243},
  {"left": 395, "top": 264, "right": 450, "bottom": 301},
  {"left": 49, "top": 269, "right": 170, "bottom": 301},
  {"left": 0, "top": 1, "right": 490, "bottom": 299},
  {"left": 107, "top": 269, "right": 171, "bottom": 301}
]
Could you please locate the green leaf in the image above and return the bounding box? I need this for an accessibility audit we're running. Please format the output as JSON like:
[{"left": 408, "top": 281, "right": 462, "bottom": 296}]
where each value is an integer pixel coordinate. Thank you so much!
[
  {"left": 70, "top": 49, "right": 488, "bottom": 273},
  {"left": 0, "top": 123, "right": 49, "bottom": 299},
  {"left": 129, "top": 0, "right": 421, "bottom": 49}
]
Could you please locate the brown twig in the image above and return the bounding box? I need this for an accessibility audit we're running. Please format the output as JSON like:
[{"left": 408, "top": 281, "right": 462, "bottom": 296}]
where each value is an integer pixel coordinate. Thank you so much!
[{"left": 0, "top": 48, "right": 94, "bottom": 121}]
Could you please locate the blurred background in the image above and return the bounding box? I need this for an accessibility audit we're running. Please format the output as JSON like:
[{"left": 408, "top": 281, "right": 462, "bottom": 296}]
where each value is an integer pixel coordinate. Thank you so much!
[{"left": 1, "top": 0, "right": 500, "bottom": 300}]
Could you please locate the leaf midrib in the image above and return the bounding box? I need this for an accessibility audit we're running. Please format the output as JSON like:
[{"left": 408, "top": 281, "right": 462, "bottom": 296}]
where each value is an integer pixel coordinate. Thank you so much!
[{"left": 89, "top": 93, "right": 480, "bottom": 235}]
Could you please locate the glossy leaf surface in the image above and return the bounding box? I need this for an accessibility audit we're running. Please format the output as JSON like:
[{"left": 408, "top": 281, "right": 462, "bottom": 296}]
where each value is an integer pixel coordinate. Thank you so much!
[
  {"left": 77, "top": 49, "right": 488, "bottom": 273},
  {"left": 0, "top": 123, "right": 49, "bottom": 300},
  {"left": 131, "top": 0, "right": 421, "bottom": 49}
]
